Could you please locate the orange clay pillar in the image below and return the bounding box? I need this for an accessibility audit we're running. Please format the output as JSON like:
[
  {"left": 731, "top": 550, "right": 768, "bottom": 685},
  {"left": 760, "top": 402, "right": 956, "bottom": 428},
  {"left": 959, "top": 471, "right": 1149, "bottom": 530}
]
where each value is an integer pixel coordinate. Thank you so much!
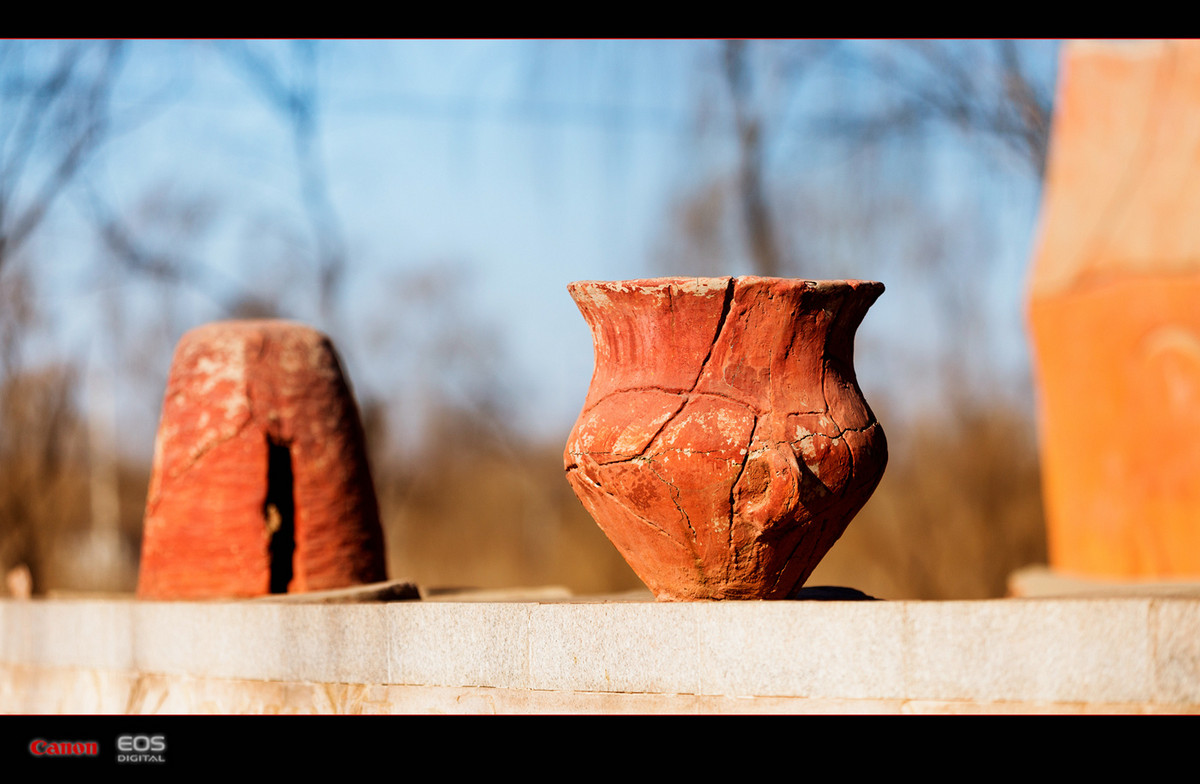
[
  {"left": 138, "top": 320, "right": 387, "bottom": 599},
  {"left": 1029, "top": 40, "right": 1200, "bottom": 578}
]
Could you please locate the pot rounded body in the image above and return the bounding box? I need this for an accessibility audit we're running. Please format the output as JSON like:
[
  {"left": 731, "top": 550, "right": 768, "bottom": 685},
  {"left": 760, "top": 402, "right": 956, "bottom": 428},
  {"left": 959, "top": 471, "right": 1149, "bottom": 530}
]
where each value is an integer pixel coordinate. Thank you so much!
[{"left": 564, "top": 276, "right": 887, "bottom": 600}]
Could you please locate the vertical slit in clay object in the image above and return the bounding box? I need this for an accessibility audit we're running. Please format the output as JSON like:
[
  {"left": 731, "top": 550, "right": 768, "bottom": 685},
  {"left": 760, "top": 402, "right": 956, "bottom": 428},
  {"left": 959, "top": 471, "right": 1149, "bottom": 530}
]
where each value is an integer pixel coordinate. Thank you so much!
[{"left": 264, "top": 436, "right": 295, "bottom": 594}]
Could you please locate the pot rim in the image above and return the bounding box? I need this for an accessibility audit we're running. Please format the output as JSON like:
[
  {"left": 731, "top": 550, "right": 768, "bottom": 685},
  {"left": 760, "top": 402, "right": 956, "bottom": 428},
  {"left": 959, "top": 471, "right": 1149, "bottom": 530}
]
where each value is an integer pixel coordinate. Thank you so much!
[{"left": 568, "top": 276, "right": 883, "bottom": 292}]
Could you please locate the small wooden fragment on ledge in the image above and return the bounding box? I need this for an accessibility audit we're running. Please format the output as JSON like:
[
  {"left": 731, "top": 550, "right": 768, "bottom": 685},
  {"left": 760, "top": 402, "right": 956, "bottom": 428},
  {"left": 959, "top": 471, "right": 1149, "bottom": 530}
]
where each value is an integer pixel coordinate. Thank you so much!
[{"left": 252, "top": 579, "right": 420, "bottom": 603}]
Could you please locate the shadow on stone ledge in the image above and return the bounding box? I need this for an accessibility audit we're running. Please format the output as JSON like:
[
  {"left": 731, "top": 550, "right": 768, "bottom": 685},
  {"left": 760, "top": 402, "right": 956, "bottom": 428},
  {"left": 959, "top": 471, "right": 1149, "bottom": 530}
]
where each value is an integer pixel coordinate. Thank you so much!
[{"left": 789, "top": 586, "right": 878, "bottom": 601}]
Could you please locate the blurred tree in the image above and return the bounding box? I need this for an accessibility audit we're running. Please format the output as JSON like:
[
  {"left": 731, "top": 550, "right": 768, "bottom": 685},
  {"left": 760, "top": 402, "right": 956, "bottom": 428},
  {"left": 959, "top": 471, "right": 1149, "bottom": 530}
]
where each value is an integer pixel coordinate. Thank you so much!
[
  {"left": 0, "top": 42, "right": 129, "bottom": 593},
  {"left": 0, "top": 41, "right": 126, "bottom": 277},
  {"left": 831, "top": 40, "right": 1054, "bottom": 178},
  {"left": 0, "top": 39, "right": 1061, "bottom": 598},
  {"left": 720, "top": 39, "right": 785, "bottom": 278},
  {"left": 643, "top": 39, "right": 1059, "bottom": 597},
  {"left": 217, "top": 40, "right": 348, "bottom": 323},
  {"left": 0, "top": 41, "right": 350, "bottom": 593},
  {"left": 0, "top": 365, "right": 89, "bottom": 593},
  {"left": 662, "top": 40, "right": 1056, "bottom": 279}
]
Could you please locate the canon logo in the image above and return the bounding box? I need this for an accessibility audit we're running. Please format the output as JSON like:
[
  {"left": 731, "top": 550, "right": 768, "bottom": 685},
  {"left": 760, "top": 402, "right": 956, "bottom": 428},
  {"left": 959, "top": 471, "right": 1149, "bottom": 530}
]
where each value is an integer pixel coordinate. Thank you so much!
[{"left": 29, "top": 739, "right": 99, "bottom": 756}]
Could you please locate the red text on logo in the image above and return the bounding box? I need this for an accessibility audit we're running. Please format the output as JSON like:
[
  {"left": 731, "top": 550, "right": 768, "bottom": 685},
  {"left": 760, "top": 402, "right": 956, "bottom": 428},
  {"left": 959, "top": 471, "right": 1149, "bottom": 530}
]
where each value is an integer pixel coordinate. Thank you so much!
[{"left": 29, "top": 739, "right": 99, "bottom": 757}]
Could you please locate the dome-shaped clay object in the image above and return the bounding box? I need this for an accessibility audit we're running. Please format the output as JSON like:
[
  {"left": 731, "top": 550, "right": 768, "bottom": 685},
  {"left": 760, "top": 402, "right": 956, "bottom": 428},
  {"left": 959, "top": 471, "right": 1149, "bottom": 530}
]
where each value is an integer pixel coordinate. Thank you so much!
[{"left": 138, "top": 320, "right": 386, "bottom": 599}]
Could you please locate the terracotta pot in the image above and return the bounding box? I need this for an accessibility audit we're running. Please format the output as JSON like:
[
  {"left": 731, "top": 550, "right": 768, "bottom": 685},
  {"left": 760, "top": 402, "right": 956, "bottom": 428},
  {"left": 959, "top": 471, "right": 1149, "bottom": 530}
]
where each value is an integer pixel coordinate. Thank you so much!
[{"left": 564, "top": 277, "right": 887, "bottom": 600}]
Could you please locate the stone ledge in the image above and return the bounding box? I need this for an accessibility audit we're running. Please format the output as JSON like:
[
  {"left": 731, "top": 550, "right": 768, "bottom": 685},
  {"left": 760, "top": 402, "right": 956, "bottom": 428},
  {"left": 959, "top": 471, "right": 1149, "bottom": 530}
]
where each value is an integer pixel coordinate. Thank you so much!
[
  {"left": 1, "top": 666, "right": 1188, "bottom": 714},
  {"left": 2, "top": 596, "right": 1198, "bottom": 713}
]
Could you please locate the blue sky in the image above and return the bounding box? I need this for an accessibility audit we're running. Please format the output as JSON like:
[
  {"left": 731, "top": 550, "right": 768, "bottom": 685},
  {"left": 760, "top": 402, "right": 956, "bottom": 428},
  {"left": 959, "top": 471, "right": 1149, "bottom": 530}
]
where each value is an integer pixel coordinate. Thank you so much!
[{"left": 11, "top": 40, "right": 1059, "bottom": 460}]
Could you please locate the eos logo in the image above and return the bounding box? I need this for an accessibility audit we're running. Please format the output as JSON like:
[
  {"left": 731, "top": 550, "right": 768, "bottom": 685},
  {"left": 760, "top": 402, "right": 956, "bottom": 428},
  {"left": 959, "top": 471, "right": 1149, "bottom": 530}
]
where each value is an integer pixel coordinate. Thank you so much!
[
  {"left": 29, "top": 739, "right": 99, "bottom": 757},
  {"left": 116, "top": 734, "right": 166, "bottom": 764}
]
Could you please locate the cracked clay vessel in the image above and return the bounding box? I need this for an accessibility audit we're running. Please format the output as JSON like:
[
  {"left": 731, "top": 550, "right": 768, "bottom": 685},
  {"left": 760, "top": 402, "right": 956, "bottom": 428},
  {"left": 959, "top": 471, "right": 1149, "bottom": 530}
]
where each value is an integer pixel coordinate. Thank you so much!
[{"left": 564, "top": 277, "right": 887, "bottom": 601}]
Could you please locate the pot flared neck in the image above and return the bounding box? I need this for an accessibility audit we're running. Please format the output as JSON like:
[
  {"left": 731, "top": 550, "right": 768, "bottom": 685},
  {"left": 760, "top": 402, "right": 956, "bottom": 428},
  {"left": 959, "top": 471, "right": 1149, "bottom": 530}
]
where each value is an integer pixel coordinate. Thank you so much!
[{"left": 569, "top": 276, "right": 884, "bottom": 414}]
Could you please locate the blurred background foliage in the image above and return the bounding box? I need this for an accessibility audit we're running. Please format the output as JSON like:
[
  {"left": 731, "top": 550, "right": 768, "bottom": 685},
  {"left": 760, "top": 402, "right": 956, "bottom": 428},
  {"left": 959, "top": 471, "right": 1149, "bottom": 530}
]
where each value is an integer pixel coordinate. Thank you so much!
[{"left": 0, "top": 40, "right": 1060, "bottom": 599}]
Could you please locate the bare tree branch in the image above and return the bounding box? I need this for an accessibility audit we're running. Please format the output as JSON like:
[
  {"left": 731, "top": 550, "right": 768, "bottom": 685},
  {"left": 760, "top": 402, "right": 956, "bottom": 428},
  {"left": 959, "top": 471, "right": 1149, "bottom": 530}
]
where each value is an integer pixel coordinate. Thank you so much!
[
  {"left": 721, "top": 40, "right": 784, "bottom": 279},
  {"left": 80, "top": 184, "right": 250, "bottom": 316},
  {"left": 0, "top": 41, "right": 126, "bottom": 274},
  {"left": 217, "top": 41, "right": 348, "bottom": 321},
  {"left": 825, "top": 40, "right": 1054, "bottom": 178}
]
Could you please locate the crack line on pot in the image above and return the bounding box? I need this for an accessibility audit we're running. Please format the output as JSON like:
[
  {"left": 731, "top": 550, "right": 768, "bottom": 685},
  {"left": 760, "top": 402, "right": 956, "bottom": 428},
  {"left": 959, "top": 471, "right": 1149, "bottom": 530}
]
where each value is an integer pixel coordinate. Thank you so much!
[
  {"left": 569, "top": 447, "right": 744, "bottom": 466},
  {"left": 691, "top": 277, "right": 736, "bottom": 390},
  {"left": 578, "top": 385, "right": 693, "bottom": 418},
  {"left": 790, "top": 420, "right": 877, "bottom": 449},
  {"left": 767, "top": 507, "right": 851, "bottom": 598},
  {"left": 726, "top": 414, "right": 760, "bottom": 582},
  {"left": 584, "top": 385, "right": 767, "bottom": 418},
  {"left": 767, "top": 522, "right": 817, "bottom": 598},
  {"left": 623, "top": 399, "right": 686, "bottom": 461},
  {"left": 565, "top": 465, "right": 693, "bottom": 554},
  {"left": 647, "top": 460, "right": 696, "bottom": 543}
]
